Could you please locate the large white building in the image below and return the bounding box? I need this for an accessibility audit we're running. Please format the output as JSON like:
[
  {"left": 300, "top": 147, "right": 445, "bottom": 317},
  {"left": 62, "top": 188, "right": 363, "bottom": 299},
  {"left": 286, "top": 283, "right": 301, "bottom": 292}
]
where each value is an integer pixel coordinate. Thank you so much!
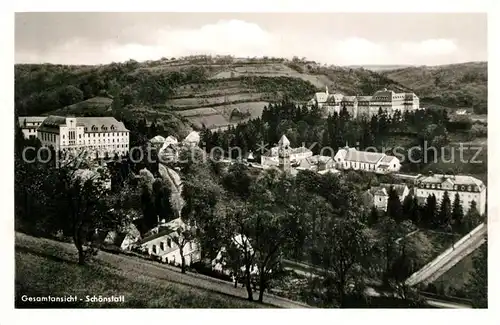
[
  {"left": 307, "top": 87, "right": 420, "bottom": 118},
  {"left": 415, "top": 174, "right": 486, "bottom": 215},
  {"left": 17, "top": 116, "right": 47, "bottom": 139},
  {"left": 334, "top": 145, "right": 401, "bottom": 174},
  {"left": 37, "top": 116, "right": 129, "bottom": 157}
]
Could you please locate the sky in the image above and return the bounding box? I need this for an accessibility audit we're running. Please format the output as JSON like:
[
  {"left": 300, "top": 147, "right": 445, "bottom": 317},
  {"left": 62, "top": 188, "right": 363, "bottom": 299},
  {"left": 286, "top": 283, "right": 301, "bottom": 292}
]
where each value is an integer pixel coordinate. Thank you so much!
[{"left": 15, "top": 12, "right": 487, "bottom": 66}]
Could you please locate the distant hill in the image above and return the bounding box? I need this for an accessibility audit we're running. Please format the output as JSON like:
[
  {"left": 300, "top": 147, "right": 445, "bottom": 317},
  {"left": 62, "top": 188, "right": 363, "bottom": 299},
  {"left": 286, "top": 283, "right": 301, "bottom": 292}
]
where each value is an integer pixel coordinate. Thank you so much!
[
  {"left": 345, "top": 65, "right": 414, "bottom": 71},
  {"left": 14, "top": 56, "right": 412, "bottom": 132},
  {"left": 382, "top": 62, "right": 487, "bottom": 113}
]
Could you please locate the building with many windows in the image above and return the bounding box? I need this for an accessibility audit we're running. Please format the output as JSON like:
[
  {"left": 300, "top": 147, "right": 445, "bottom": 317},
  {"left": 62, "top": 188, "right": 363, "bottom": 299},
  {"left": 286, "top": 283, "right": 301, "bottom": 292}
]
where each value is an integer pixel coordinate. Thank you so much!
[
  {"left": 334, "top": 145, "right": 401, "bottom": 174},
  {"left": 37, "top": 116, "right": 129, "bottom": 158},
  {"left": 415, "top": 173, "right": 486, "bottom": 215},
  {"left": 17, "top": 116, "right": 47, "bottom": 139},
  {"left": 307, "top": 87, "right": 420, "bottom": 118}
]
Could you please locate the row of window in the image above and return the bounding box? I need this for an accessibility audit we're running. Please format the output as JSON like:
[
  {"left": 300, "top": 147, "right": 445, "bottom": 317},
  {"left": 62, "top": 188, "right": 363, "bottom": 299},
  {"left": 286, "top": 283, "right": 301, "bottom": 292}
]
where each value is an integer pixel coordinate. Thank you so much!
[
  {"left": 419, "top": 183, "right": 480, "bottom": 192},
  {"left": 418, "top": 189, "right": 476, "bottom": 200},
  {"left": 86, "top": 125, "right": 118, "bottom": 132},
  {"left": 151, "top": 241, "right": 194, "bottom": 254},
  {"left": 41, "top": 132, "right": 56, "bottom": 142},
  {"left": 60, "top": 143, "right": 128, "bottom": 149},
  {"left": 62, "top": 132, "right": 128, "bottom": 139}
]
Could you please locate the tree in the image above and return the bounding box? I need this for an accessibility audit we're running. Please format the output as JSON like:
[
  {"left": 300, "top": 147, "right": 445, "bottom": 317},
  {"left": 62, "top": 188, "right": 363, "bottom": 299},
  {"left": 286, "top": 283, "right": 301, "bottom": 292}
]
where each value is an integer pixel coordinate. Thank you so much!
[
  {"left": 438, "top": 191, "right": 452, "bottom": 229},
  {"left": 452, "top": 193, "right": 464, "bottom": 233},
  {"left": 49, "top": 166, "right": 118, "bottom": 265},
  {"left": 376, "top": 217, "right": 401, "bottom": 284},
  {"left": 422, "top": 194, "right": 437, "bottom": 228},
  {"left": 387, "top": 186, "right": 403, "bottom": 222},
  {"left": 320, "top": 218, "right": 371, "bottom": 307},
  {"left": 463, "top": 201, "right": 482, "bottom": 233},
  {"left": 168, "top": 222, "right": 196, "bottom": 273},
  {"left": 468, "top": 241, "right": 487, "bottom": 308},
  {"left": 402, "top": 195, "right": 416, "bottom": 222}
]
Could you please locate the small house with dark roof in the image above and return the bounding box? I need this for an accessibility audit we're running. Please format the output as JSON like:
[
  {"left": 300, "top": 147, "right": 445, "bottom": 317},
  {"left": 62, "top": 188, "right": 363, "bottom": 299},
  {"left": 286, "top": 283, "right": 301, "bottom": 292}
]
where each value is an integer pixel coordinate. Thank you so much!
[{"left": 369, "top": 183, "right": 410, "bottom": 211}]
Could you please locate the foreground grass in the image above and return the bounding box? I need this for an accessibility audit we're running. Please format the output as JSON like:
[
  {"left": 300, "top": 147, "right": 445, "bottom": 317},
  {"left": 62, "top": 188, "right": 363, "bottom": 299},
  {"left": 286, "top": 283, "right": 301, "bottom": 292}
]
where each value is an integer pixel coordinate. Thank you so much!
[{"left": 15, "top": 233, "right": 263, "bottom": 308}]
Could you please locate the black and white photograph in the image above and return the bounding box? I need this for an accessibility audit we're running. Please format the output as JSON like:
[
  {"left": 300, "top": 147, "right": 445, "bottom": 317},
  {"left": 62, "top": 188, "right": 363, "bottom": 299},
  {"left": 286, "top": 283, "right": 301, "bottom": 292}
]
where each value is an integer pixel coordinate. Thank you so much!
[{"left": 5, "top": 4, "right": 494, "bottom": 316}]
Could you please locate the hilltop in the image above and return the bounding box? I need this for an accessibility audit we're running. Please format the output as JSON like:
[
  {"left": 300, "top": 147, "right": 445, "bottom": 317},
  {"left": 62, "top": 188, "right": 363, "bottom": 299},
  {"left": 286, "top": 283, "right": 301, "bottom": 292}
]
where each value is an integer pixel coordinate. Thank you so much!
[
  {"left": 382, "top": 62, "right": 487, "bottom": 113},
  {"left": 15, "top": 56, "right": 411, "bottom": 133}
]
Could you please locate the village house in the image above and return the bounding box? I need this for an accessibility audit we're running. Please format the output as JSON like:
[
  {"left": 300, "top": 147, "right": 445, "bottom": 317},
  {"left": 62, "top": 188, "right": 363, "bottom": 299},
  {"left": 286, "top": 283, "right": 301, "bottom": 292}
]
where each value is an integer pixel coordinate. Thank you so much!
[
  {"left": 415, "top": 173, "right": 486, "bottom": 215},
  {"left": 136, "top": 218, "right": 201, "bottom": 266},
  {"left": 368, "top": 183, "right": 410, "bottom": 211},
  {"left": 183, "top": 131, "right": 201, "bottom": 147},
  {"left": 296, "top": 154, "right": 339, "bottom": 174},
  {"left": 17, "top": 116, "right": 47, "bottom": 139},
  {"left": 334, "top": 145, "right": 401, "bottom": 174},
  {"left": 37, "top": 116, "right": 129, "bottom": 158}
]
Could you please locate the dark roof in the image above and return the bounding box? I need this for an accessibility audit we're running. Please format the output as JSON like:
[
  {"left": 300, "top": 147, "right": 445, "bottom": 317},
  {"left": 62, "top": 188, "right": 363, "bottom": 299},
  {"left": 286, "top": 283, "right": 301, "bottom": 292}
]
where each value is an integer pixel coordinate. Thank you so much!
[
  {"left": 38, "top": 116, "right": 129, "bottom": 133},
  {"left": 76, "top": 117, "right": 129, "bottom": 132},
  {"left": 345, "top": 149, "right": 385, "bottom": 164},
  {"left": 18, "top": 116, "right": 47, "bottom": 125}
]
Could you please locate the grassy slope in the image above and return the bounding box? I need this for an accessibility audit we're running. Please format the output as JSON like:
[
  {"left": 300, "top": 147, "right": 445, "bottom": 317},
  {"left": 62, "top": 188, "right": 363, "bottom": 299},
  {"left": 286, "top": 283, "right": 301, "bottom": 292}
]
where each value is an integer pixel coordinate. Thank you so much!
[
  {"left": 15, "top": 56, "right": 414, "bottom": 131},
  {"left": 15, "top": 232, "right": 309, "bottom": 308},
  {"left": 382, "top": 62, "right": 487, "bottom": 112}
]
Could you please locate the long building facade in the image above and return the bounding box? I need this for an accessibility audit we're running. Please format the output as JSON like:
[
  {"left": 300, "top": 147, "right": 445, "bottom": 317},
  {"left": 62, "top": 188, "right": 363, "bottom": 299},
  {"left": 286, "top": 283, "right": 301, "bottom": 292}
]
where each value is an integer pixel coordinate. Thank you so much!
[
  {"left": 37, "top": 116, "right": 130, "bottom": 157},
  {"left": 415, "top": 174, "right": 486, "bottom": 215},
  {"left": 307, "top": 87, "right": 420, "bottom": 118}
]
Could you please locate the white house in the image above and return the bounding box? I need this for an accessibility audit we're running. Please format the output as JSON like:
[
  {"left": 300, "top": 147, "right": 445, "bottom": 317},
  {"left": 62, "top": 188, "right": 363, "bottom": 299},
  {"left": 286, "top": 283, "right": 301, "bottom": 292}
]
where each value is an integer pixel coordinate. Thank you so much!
[
  {"left": 183, "top": 131, "right": 200, "bottom": 147},
  {"left": 212, "top": 234, "right": 259, "bottom": 276},
  {"left": 37, "top": 116, "right": 130, "bottom": 158},
  {"left": 415, "top": 174, "right": 486, "bottom": 215},
  {"left": 334, "top": 146, "right": 401, "bottom": 174},
  {"left": 17, "top": 116, "right": 47, "bottom": 139},
  {"left": 369, "top": 183, "right": 410, "bottom": 211},
  {"left": 137, "top": 218, "right": 201, "bottom": 266}
]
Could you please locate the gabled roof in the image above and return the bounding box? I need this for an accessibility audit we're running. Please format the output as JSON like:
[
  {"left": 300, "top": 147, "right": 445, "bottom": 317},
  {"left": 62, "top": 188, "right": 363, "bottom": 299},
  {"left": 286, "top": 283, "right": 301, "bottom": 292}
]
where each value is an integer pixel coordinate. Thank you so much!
[
  {"left": 278, "top": 134, "right": 290, "bottom": 147},
  {"left": 18, "top": 116, "right": 47, "bottom": 125},
  {"left": 371, "top": 183, "right": 408, "bottom": 197},
  {"left": 356, "top": 96, "right": 372, "bottom": 102},
  {"left": 150, "top": 135, "right": 166, "bottom": 143},
  {"left": 417, "top": 174, "right": 484, "bottom": 188},
  {"left": 342, "top": 96, "right": 357, "bottom": 102},
  {"left": 184, "top": 131, "right": 200, "bottom": 144},
  {"left": 326, "top": 93, "right": 344, "bottom": 103},
  {"left": 380, "top": 155, "right": 398, "bottom": 164},
  {"left": 138, "top": 217, "right": 187, "bottom": 245},
  {"left": 76, "top": 117, "right": 129, "bottom": 132},
  {"left": 345, "top": 148, "right": 385, "bottom": 164}
]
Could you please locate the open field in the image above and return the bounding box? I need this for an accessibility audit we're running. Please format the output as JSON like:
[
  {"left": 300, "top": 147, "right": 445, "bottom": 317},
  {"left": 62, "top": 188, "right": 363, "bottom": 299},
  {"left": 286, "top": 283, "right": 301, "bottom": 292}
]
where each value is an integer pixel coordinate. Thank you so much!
[
  {"left": 167, "top": 93, "right": 265, "bottom": 109},
  {"left": 15, "top": 232, "right": 308, "bottom": 308}
]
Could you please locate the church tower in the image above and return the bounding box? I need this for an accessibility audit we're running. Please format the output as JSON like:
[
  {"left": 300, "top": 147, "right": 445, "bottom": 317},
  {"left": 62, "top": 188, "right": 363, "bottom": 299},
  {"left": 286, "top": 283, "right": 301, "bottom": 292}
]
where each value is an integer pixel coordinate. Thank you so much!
[{"left": 278, "top": 134, "right": 291, "bottom": 173}]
